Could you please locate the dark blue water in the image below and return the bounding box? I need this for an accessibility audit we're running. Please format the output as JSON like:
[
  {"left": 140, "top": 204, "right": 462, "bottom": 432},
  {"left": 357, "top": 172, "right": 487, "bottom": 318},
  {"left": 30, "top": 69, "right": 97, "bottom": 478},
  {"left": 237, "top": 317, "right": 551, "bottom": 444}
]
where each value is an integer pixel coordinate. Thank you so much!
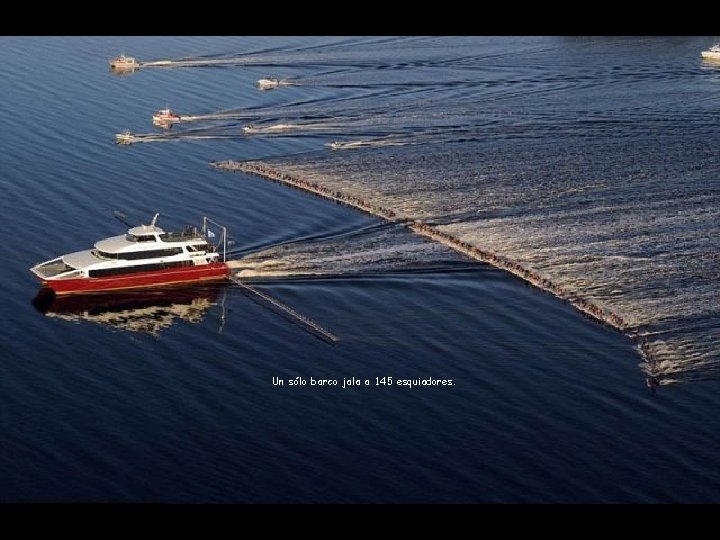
[{"left": 2, "top": 36, "right": 720, "bottom": 503}]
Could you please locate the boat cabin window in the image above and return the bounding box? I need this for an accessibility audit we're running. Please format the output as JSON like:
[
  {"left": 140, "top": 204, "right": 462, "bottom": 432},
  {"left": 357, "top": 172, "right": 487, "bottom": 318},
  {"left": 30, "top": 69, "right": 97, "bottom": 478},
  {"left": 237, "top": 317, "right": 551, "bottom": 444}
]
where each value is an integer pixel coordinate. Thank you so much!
[
  {"left": 187, "top": 244, "right": 209, "bottom": 253},
  {"left": 94, "top": 247, "right": 183, "bottom": 260},
  {"left": 125, "top": 233, "right": 156, "bottom": 242},
  {"left": 122, "top": 247, "right": 184, "bottom": 260},
  {"left": 89, "top": 259, "right": 192, "bottom": 278},
  {"left": 93, "top": 249, "right": 119, "bottom": 259}
]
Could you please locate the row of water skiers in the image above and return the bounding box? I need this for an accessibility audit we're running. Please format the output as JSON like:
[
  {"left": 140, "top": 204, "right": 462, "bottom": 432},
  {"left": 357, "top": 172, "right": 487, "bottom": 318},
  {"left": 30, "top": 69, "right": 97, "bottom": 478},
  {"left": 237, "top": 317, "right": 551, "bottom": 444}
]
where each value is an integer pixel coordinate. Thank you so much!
[
  {"left": 213, "top": 159, "right": 631, "bottom": 335},
  {"left": 214, "top": 160, "right": 397, "bottom": 220}
]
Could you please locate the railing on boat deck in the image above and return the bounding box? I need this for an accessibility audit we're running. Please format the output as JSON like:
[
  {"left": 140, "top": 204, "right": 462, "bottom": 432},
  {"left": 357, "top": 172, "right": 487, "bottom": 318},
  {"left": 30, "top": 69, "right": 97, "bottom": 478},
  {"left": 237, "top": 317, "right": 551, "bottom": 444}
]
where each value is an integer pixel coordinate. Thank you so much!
[{"left": 202, "top": 217, "right": 228, "bottom": 263}]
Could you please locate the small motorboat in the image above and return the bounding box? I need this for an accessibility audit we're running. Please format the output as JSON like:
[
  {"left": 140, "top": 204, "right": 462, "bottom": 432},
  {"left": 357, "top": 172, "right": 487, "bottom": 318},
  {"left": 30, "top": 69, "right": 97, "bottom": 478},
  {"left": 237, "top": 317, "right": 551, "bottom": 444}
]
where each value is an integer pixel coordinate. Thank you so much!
[
  {"left": 152, "top": 107, "right": 182, "bottom": 125},
  {"left": 115, "top": 130, "right": 137, "bottom": 145},
  {"left": 257, "top": 77, "right": 281, "bottom": 90},
  {"left": 109, "top": 54, "right": 140, "bottom": 70}
]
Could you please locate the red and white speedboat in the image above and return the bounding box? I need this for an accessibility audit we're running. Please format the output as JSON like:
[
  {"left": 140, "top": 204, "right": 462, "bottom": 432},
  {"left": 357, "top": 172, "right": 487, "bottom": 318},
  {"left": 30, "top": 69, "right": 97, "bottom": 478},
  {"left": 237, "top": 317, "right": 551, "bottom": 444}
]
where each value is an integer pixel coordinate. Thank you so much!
[
  {"left": 31, "top": 214, "right": 230, "bottom": 295},
  {"left": 152, "top": 108, "right": 182, "bottom": 126}
]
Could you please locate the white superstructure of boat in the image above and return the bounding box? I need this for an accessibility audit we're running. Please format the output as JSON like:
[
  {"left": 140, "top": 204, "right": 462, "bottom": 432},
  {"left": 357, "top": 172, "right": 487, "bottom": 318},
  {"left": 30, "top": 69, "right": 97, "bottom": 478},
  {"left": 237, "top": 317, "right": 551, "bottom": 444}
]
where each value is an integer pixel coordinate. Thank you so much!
[
  {"left": 701, "top": 44, "right": 720, "bottom": 60},
  {"left": 257, "top": 77, "right": 281, "bottom": 90},
  {"left": 152, "top": 108, "right": 182, "bottom": 125},
  {"left": 110, "top": 54, "right": 140, "bottom": 70}
]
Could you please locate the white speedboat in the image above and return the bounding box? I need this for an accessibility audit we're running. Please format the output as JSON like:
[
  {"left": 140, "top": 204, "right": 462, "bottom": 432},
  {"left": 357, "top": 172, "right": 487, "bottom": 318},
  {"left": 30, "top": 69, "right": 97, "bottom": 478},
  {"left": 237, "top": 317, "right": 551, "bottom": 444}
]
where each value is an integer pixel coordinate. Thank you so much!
[
  {"left": 115, "top": 130, "right": 137, "bottom": 145},
  {"left": 701, "top": 44, "right": 720, "bottom": 60},
  {"left": 257, "top": 77, "right": 280, "bottom": 90},
  {"left": 109, "top": 54, "right": 140, "bottom": 70}
]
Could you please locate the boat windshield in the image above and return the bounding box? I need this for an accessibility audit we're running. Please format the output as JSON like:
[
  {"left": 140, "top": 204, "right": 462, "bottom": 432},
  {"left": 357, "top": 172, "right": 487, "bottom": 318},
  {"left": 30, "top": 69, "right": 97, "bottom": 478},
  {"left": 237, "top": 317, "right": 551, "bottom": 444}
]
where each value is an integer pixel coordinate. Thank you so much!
[
  {"left": 92, "top": 249, "right": 115, "bottom": 260},
  {"left": 125, "top": 233, "right": 156, "bottom": 242}
]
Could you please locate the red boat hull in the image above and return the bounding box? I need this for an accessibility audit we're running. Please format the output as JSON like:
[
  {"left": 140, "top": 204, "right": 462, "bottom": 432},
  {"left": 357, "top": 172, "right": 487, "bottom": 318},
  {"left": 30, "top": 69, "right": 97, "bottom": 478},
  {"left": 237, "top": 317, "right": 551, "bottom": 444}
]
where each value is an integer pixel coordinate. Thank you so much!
[{"left": 37, "top": 263, "right": 230, "bottom": 295}]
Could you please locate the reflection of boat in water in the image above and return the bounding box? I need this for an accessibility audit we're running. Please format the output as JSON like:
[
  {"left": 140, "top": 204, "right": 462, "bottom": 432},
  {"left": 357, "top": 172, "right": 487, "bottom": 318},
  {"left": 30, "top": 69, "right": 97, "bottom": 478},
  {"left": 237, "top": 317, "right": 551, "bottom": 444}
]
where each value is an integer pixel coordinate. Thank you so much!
[
  {"left": 30, "top": 213, "right": 229, "bottom": 295},
  {"left": 32, "top": 286, "right": 222, "bottom": 334},
  {"left": 116, "top": 130, "right": 137, "bottom": 144},
  {"left": 701, "top": 44, "right": 720, "bottom": 60},
  {"left": 109, "top": 54, "right": 140, "bottom": 70},
  {"left": 257, "top": 76, "right": 280, "bottom": 90},
  {"left": 152, "top": 108, "right": 182, "bottom": 127}
]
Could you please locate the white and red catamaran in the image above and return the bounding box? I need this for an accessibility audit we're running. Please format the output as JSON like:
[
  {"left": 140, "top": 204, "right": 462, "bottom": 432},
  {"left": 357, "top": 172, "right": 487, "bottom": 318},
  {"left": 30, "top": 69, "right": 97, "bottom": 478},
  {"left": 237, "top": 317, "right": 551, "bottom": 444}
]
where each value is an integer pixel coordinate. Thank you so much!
[{"left": 31, "top": 214, "right": 230, "bottom": 295}]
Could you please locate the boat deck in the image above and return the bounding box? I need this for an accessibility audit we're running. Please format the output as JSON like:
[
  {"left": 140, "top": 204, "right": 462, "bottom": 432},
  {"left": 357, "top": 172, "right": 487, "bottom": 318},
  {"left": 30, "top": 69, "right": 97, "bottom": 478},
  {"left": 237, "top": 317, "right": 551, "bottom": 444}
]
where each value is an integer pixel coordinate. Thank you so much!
[
  {"left": 33, "top": 260, "right": 74, "bottom": 278},
  {"left": 160, "top": 231, "right": 203, "bottom": 242}
]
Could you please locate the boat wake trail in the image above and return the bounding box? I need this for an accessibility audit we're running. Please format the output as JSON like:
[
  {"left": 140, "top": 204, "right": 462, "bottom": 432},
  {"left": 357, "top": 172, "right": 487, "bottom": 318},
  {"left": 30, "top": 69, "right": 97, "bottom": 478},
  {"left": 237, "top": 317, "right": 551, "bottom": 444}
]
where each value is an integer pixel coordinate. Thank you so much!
[
  {"left": 227, "top": 224, "right": 466, "bottom": 280},
  {"left": 243, "top": 122, "right": 343, "bottom": 135},
  {"left": 180, "top": 112, "right": 256, "bottom": 123},
  {"left": 141, "top": 57, "right": 252, "bottom": 69},
  {"left": 116, "top": 127, "right": 245, "bottom": 145},
  {"left": 326, "top": 136, "right": 412, "bottom": 150}
]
